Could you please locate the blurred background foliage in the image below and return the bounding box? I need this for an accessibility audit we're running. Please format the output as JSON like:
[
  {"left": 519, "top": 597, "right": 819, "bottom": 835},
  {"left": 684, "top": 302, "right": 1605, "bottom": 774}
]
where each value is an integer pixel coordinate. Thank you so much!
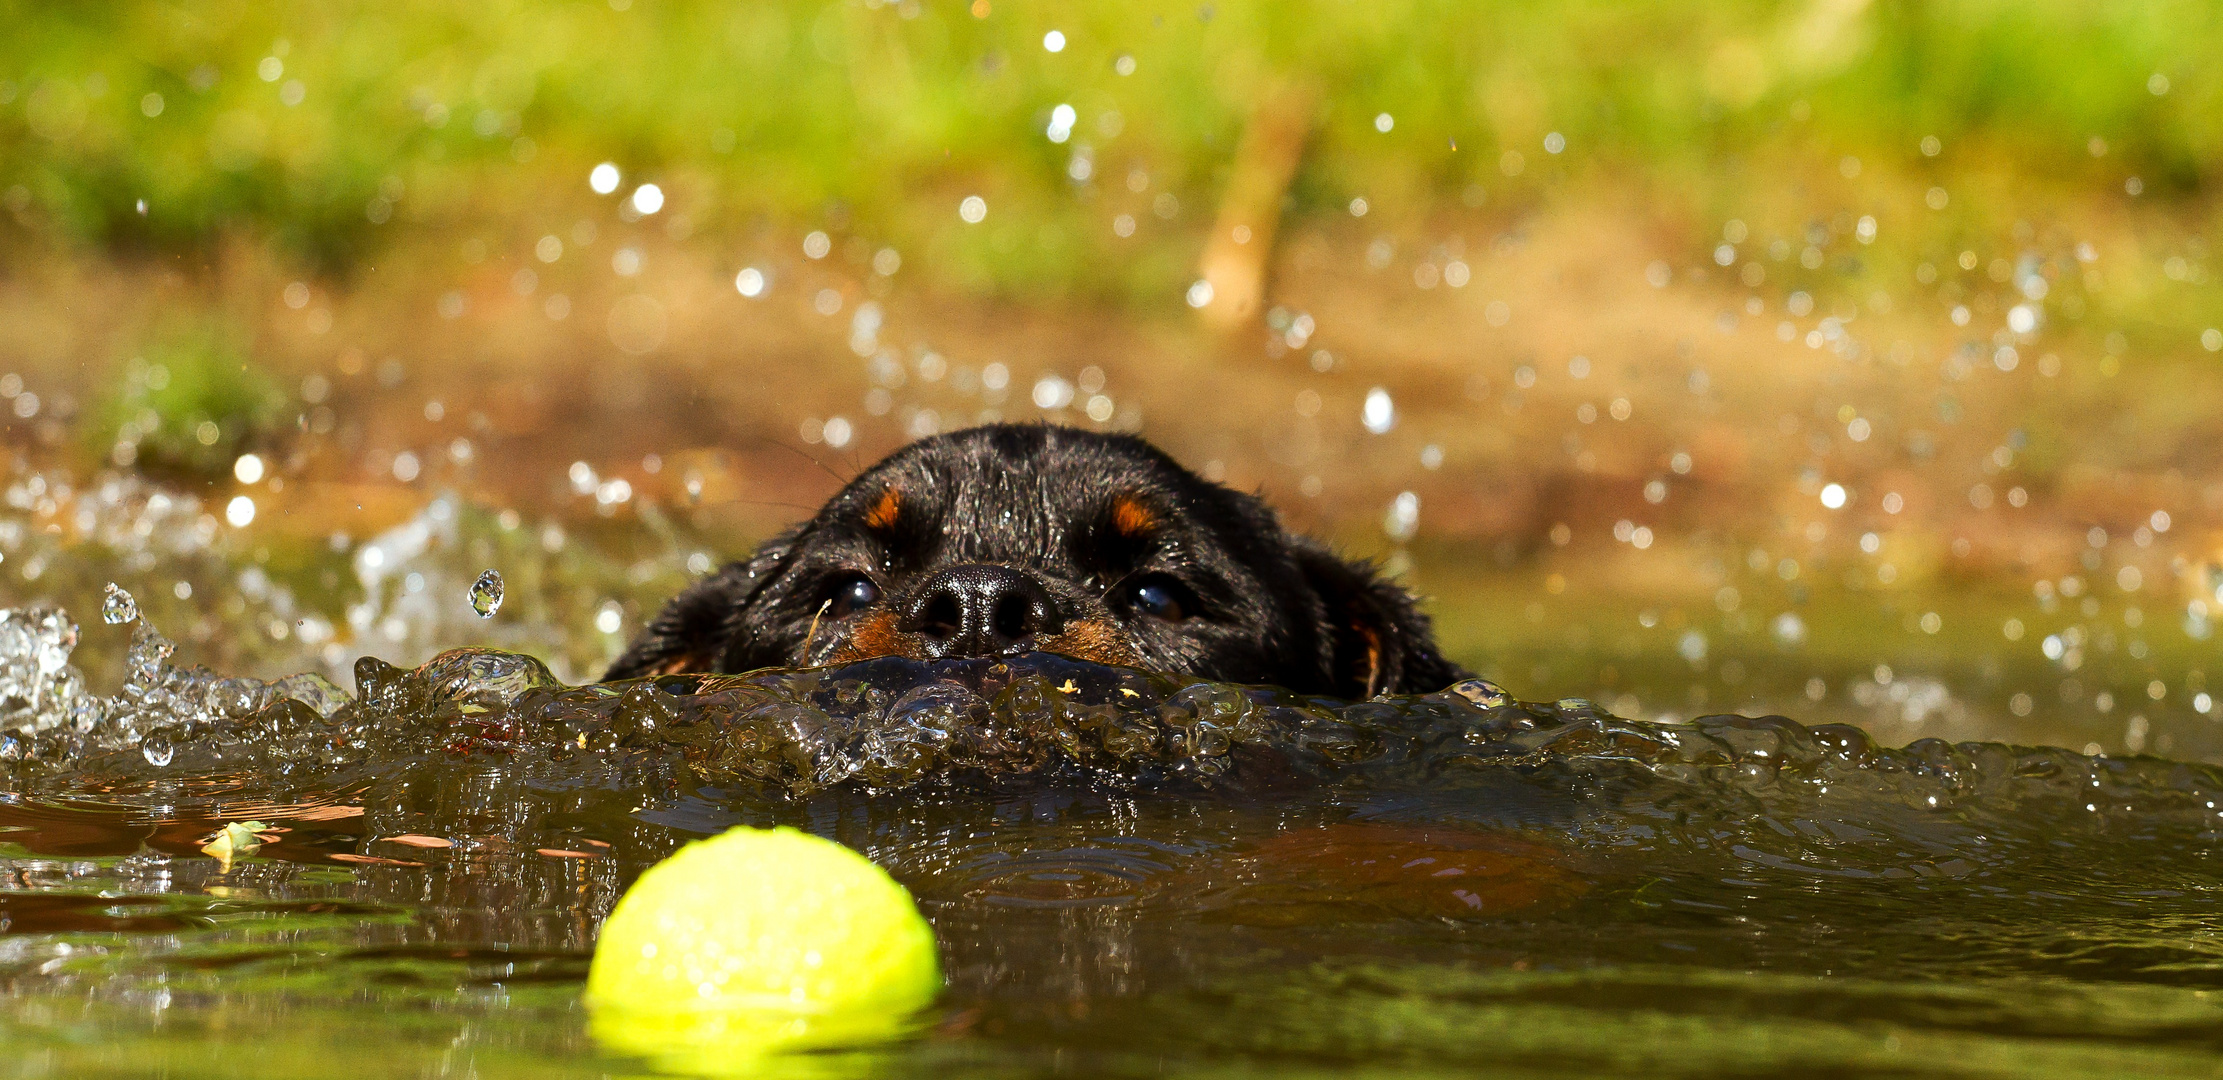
[
  {"left": 80, "top": 322, "right": 286, "bottom": 480},
  {"left": 2, "top": 0, "right": 2218, "bottom": 300}
]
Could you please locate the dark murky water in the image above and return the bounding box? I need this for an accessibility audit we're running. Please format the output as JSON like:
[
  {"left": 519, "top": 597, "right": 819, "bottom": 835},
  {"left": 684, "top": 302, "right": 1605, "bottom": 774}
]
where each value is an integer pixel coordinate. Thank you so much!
[{"left": 5, "top": 604, "right": 2223, "bottom": 1078}]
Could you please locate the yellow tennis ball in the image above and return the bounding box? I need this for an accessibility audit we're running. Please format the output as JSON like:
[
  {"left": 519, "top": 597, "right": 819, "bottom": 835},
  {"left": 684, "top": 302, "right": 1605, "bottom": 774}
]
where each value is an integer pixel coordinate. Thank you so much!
[{"left": 587, "top": 826, "right": 941, "bottom": 1069}]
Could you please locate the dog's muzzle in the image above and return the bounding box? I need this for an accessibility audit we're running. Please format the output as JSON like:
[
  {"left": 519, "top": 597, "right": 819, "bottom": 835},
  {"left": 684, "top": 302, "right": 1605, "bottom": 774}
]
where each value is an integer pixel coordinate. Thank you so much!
[{"left": 900, "top": 564, "right": 1064, "bottom": 659}]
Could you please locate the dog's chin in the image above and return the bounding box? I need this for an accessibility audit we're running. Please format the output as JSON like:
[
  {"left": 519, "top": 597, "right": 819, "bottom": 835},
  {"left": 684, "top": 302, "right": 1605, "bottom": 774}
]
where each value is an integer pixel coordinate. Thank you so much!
[{"left": 819, "top": 611, "right": 1146, "bottom": 669}]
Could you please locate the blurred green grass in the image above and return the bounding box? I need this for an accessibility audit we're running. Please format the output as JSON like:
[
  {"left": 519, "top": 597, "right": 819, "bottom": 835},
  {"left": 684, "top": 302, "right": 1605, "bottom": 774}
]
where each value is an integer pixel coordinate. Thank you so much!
[
  {"left": 82, "top": 321, "right": 286, "bottom": 481},
  {"left": 2, "top": 0, "right": 2216, "bottom": 303}
]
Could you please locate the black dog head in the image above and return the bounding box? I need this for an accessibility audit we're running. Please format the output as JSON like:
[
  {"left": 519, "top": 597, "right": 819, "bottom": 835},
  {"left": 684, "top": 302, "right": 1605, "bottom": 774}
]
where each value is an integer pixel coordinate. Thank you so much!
[{"left": 608, "top": 424, "right": 1467, "bottom": 698}]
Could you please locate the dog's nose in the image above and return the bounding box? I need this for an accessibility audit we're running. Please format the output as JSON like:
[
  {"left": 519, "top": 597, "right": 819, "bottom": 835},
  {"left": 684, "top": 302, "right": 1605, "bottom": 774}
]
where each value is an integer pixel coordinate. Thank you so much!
[{"left": 902, "top": 565, "right": 1062, "bottom": 657}]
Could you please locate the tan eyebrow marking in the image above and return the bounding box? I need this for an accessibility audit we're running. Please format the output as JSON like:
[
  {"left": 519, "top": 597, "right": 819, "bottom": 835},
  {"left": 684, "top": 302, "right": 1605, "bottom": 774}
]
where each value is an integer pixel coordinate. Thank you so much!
[
  {"left": 862, "top": 487, "right": 903, "bottom": 531},
  {"left": 1110, "top": 494, "right": 1157, "bottom": 538},
  {"left": 827, "top": 609, "right": 911, "bottom": 664},
  {"left": 1037, "top": 618, "right": 1145, "bottom": 667},
  {"left": 645, "top": 653, "right": 709, "bottom": 677}
]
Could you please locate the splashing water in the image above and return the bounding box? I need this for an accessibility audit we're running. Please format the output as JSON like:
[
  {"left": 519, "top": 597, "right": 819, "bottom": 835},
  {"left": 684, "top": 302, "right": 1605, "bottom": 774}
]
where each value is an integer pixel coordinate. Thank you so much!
[
  {"left": 0, "top": 608, "right": 85, "bottom": 736},
  {"left": 8, "top": 602, "right": 2223, "bottom": 829},
  {"left": 469, "top": 569, "right": 504, "bottom": 618},
  {"left": 0, "top": 605, "right": 349, "bottom": 766}
]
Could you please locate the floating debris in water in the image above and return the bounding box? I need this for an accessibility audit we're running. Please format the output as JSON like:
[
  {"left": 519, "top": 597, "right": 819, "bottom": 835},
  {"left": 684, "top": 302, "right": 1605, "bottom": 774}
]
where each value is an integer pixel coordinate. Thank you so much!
[
  {"left": 101, "top": 583, "right": 138, "bottom": 625},
  {"left": 1448, "top": 678, "right": 1511, "bottom": 708},
  {"left": 469, "top": 569, "right": 505, "bottom": 618},
  {"left": 200, "top": 820, "right": 269, "bottom": 869}
]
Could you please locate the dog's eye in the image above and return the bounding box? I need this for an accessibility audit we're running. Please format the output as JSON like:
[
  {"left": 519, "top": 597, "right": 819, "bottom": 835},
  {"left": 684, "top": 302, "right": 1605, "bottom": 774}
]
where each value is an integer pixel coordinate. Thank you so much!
[
  {"left": 825, "top": 575, "right": 880, "bottom": 617},
  {"left": 1129, "top": 578, "right": 1189, "bottom": 622}
]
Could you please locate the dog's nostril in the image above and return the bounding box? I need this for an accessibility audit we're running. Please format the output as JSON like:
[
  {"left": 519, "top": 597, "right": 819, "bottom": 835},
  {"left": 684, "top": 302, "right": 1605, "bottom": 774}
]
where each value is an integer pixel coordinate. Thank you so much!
[
  {"left": 903, "top": 564, "right": 1061, "bottom": 656},
  {"left": 992, "top": 593, "right": 1034, "bottom": 642},
  {"left": 919, "top": 594, "right": 962, "bottom": 640}
]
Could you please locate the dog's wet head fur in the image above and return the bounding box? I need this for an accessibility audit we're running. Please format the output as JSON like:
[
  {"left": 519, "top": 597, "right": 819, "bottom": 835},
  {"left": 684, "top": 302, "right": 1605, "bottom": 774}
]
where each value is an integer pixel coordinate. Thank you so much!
[{"left": 609, "top": 425, "right": 1468, "bottom": 698}]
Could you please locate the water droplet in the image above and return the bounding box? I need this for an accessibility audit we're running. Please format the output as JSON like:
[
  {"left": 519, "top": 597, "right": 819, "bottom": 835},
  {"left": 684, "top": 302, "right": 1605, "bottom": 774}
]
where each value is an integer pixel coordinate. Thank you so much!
[
  {"left": 590, "top": 162, "right": 621, "bottom": 195},
  {"left": 1362, "top": 388, "right": 1396, "bottom": 434},
  {"left": 469, "top": 570, "right": 505, "bottom": 618},
  {"left": 102, "top": 583, "right": 140, "bottom": 625},
  {"left": 142, "top": 731, "right": 174, "bottom": 767},
  {"left": 1383, "top": 491, "right": 1420, "bottom": 541}
]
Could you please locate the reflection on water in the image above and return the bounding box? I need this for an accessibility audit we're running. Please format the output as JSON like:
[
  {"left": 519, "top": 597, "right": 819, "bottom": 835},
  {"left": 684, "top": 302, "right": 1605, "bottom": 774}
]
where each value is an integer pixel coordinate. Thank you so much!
[{"left": 2, "top": 604, "right": 2223, "bottom": 1076}]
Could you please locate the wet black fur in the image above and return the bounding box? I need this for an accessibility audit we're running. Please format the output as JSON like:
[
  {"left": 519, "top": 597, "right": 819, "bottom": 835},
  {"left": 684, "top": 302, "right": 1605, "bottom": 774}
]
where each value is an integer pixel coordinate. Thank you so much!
[{"left": 608, "top": 424, "right": 1469, "bottom": 698}]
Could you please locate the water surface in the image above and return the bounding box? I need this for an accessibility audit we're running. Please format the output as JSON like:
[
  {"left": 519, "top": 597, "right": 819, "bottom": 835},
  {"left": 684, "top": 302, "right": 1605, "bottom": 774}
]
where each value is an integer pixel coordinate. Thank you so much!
[{"left": 3, "top": 603, "right": 2222, "bottom": 1078}]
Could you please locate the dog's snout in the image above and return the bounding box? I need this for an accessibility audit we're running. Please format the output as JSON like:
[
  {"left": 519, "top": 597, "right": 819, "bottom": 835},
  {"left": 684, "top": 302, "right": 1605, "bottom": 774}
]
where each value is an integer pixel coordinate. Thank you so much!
[{"left": 903, "top": 565, "right": 1061, "bottom": 657}]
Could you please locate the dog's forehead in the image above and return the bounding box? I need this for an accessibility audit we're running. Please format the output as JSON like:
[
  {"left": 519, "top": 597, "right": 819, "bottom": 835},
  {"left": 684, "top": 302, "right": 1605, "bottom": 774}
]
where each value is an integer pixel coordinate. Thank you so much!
[
  {"left": 838, "top": 429, "right": 1193, "bottom": 564},
  {"left": 939, "top": 465, "right": 1065, "bottom": 561},
  {"left": 934, "top": 445, "right": 1154, "bottom": 557}
]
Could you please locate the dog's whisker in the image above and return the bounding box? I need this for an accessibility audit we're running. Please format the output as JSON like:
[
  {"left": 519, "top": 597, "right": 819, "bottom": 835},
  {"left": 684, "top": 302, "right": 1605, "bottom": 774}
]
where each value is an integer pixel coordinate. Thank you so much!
[
  {"left": 802, "top": 598, "right": 833, "bottom": 661},
  {"left": 756, "top": 435, "right": 855, "bottom": 487},
  {"left": 715, "top": 497, "right": 823, "bottom": 514}
]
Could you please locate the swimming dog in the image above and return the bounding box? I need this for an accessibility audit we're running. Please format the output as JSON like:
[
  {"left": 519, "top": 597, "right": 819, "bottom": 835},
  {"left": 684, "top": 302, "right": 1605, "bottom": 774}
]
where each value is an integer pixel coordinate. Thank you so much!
[{"left": 610, "top": 424, "right": 1467, "bottom": 698}]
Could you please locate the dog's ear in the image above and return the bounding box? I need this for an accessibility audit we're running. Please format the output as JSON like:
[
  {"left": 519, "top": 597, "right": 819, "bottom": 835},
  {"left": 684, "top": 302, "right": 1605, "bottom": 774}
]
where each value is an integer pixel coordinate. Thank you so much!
[
  {"left": 1292, "top": 542, "right": 1469, "bottom": 698},
  {"left": 603, "top": 529, "right": 799, "bottom": 680}
]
